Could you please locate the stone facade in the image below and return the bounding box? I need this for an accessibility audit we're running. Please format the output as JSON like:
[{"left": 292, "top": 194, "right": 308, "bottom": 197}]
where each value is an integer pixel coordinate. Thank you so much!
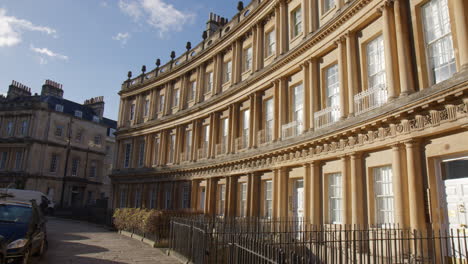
[
  {"left": 113, "top": 0, "right": 468, "bottom": 230},
  {"left": 0, "top": 80, "right": 117, "bottom": 207}
]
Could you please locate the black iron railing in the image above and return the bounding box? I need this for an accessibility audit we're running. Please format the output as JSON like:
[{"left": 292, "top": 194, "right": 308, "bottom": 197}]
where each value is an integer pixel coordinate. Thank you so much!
[{"left": 169, "top": 217, "right": 468, "bottom": 264}]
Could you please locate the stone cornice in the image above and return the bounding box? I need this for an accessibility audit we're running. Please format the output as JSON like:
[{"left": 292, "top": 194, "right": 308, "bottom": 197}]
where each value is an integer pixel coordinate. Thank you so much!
[
  {"left": 118, "top": 0, "right": 376, "bottom": 101},
  {"left": 111, "top": 72, "right": 468, "bottom": 183}
]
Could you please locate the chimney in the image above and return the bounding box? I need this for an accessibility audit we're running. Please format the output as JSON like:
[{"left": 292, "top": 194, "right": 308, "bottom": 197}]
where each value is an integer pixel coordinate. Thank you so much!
[
  {"left": 206, "top": 13, "right": 228, "bottom": 37},
  {"left": 84, "top": 96, "right": 105, "bottom": 118},
  {"left": 41, "top": 79, "right": 64, "bottom": 98},
  {"left": 7, "top": 80, "right": 32, "bottom": 99}
]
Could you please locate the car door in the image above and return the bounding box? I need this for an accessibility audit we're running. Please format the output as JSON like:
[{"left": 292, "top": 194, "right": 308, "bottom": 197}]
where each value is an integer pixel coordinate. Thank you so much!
[{"left": 29, "top": 205, "right": 45, "bottom": 252}]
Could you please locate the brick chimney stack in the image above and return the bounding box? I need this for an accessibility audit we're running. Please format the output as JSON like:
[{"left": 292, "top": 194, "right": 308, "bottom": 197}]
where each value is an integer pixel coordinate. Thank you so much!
[
  {"left": 7, "top": 80, "right": 32, "bottom": 99},
  {"left": 84, "top": 96, "right": 105, "bottom": 118},
  {"left": 41, "top": 79, "right": 64, "bottom": 98}
]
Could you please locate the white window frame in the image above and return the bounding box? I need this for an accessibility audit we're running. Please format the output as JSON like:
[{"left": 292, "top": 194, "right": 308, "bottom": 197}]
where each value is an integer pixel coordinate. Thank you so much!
[
  {"left": 206, "top": 71, "right": 214, "bottom": 92},
  {"left": 168, "top": 134, "right": 176, "bottom": 164},
  {"left": 14, "top": 151, "right": 22, "bottom": 170},
  {"left": 422, "top": 0, "right": 456, "bottom": 84},
  {"left": 291, "top": 7, "right": 303, "bottom": 38},
  {"left": 223, "top": 61, "right": 232, "bottom": 84},
  {"left": 366, "top": 35, "right": 386, "bottom": 90},
  {"left": 89, "top": 160, "right": 97, "bottom": 178},
  {"left": 265, "top": 29, "right": 276, "bottom": 57},
  {"left": 20, "top": 120, "right": 28, "bottom": 136},
  {"left": 189, "top": 81, "right": 196, "bottom": 101},
  {"left": 173, "top": 88, "right": 180, "bottom": 107},
  {"left": 265, "top": 98, "right": 274, "bottom": 142},
  {"left": 264, "top": 180, "right": 273, "bottom": 218},
  {"left": 144, "top": 99, "right": 150, "bottom": 117},
  {"left": 243, "top": 47, "right": 253, "bottom": 72},
  {"left": 218, "top": 184, "right": 226, "bottom": 216},
  {"left": 74, "top": 110, "right": 83, "bottom": 118},
  {"left": 71, "top": 158, "right": 79, "bottom": 176},
  {"left": 7, "top": 121, "right": 13, "bottom": 136},
  {"left": 55, "top": 104, "right": 64, "bottom": 112},
  {"left": 153, "top": 137, "right": 160, "bottom": 165},
  {"left": 138, "top": 140, "right": 145, "bottom": 167},
  {"left": 292, "top": 84, "right": 304, "bottom": 133},
  {"left": 374, "top": 166, "right": 395, "bottom": 226},
  {"left": 50, "top": 154, "right": 59, "bottom": 173},
  {"left": 130, "top": 103, "right": 135, "bottom": 120},
  {"left": 323, "top": 0, "right": 335, "bottom": 14},
  {"left": 328, "top": 173, "right": 343, "bottom": 224},
  {"left": 124, "top": 143, "right": 132, "bottom": 168},
  {"left": 239, "top": 183, "right": 247, "bottom": 217},
  {"left": 158, "top": 95, "right": 165, "bottom": 113}
]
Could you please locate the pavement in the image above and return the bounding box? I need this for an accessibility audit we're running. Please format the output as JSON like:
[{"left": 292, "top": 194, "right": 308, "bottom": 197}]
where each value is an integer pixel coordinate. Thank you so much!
[{"left": 35, "top": 217, "right": 179, "bottom": 264}]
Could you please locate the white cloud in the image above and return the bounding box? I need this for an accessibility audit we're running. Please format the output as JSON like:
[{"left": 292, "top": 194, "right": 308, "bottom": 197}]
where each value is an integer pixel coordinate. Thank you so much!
[
  {"left": 112, "top": 32, "right": 130, "bottom": 45},
  {"left": 118, "top": 0, "right": 194, "bottom": 37},
  {"left": 0, "top": 8, "right": 56, "bottom": 47},
  {"left": 30, "top": 45, "right": 68, "bottom": 61}
]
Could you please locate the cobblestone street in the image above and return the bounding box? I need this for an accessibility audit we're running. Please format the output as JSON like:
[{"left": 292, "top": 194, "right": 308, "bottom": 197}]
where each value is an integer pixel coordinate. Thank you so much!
[{"left": 36, "top": 218, "right": 179, "bottom": 264}]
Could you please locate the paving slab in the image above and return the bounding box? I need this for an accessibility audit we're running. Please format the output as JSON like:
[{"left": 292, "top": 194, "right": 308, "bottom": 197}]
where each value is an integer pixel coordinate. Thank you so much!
[{"left": 36, "top": 217, "right": 179, "bottom": 264}]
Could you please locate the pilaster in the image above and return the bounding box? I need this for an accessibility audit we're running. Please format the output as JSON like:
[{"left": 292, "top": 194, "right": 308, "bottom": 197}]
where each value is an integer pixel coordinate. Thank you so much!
[
  {"left": 452, "top": 0, "right": 468, "bottom": 70},
  {"left": 345, "top": 31, "right": 358, "bottom": 117},
  {"left": 382, "top": 2, "right": 399, "bottom": 99},
  {"left": 350, "top": 152, "right": 364, "bottom": 225},
  {"left": 337, "top": 37, "right": 348, "bottom": 119},
  {"left": 394, "top": 0, "right": 415, "bottom": 96},
  {"left": 391, "top": 144, "right": 407, "bottom": 227},
  {"left": 404, "top": 140, "right": 426, "bottom": 230}
]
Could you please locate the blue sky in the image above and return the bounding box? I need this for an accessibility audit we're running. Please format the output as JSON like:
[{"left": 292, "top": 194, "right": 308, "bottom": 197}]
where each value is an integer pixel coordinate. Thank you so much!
[{"left": 0, "top": 0, "right": 240, "bottom": 120}]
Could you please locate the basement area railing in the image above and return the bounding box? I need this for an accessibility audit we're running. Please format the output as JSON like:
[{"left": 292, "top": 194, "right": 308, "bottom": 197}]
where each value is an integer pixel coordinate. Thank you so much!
[{"left": 169, "top": 217, "right": 468, "bottom": 264}]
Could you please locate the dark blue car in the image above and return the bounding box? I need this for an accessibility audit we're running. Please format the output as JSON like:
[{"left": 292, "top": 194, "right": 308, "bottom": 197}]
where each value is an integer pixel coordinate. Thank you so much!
[{"left": 0, "top": 201, "right": 47, "bottom": 264}]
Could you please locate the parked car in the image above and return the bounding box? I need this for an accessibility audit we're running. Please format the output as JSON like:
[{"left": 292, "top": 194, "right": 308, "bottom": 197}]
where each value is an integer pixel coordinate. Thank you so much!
[
  {"left": 0, "top": 200, "right": 47, "bottom": 264},
  {"left": 0, "top": 189, "right": 54, "bottom": 215}
]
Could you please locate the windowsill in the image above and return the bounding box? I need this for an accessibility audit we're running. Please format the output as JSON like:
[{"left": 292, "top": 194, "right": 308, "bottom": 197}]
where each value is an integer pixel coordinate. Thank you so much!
[
  {"left": 241, "top": 69, "right": 252, "bottom": 77},
  {"left": 222, "top": 82, "right": 231, "bottom": 89},
  {"left": 264, "top": 53, "right": 275, "bottom": 61},
  {"left": 321, "top": 5, "right": 337, "bottom": 19},
  {"left": 290, "top": 32, "right": 304, "bottom": 43},
  {"left": 204, "top": 91, "right": 212, "bottom": 96}
]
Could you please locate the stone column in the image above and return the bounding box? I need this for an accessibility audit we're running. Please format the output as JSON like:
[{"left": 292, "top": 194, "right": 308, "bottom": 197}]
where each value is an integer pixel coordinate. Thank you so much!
[
  {"left": 252, "top": 25, "right": 259, "bottom": 73},
  {"left": 250, "top": 173, "right": 260, "bottom": 217},
  {"left": 350, "top": 153, "right": 364, "bottom": 226},
  {"left": 301, "top": 0, "right": 310, "bottom": 35},
  {"left": 150, "top": 89, "right": 158, "bottom": 119},
  {"left": 252, "top": 92, "right": 261, "bottom": 148},
  {"left": 208, "top": 113, "right": 216, "bottom": 158},
  {"left": 392, "top": 144, "right": 406, "bottom": 227},
  {"left": 309, "top": 0, "right": 318, "bottom": 32},
  {"left": 249, "top": 94, "right": 255, "bottom": 148},
  {"left": 229, "top": 104, "right": 239, "bottom": 153},
  {"left": 309, "top": 161, "right": 321, "bottom": 225},
  {"left": 256, "top": 22, "right": 265, "bottom": 70},
  {"left": 278, "top": 78, "right": 288, "bottom": 139},
  {"left": 337, "top": 38, "right": 348, "bottom": 119},
  {"left": 279, "top": 0, "right": 289, "bottom": 54},
  {"left": 275, "top": 4, "right": 281, "bottom": 57},
  {"left": 346, "top": 32, "right": 358, "bottom": 117},
  {"left": 273, "top": 80, "right": 281, "bottom": 141},
  {"left": 303, "top": 163, "right": 311, "bottom": 222},
  {"left": 309, "top": 58, "right": 319, "bottom": 131},
  {"left": 191, "top": 120, "right": 198, "bottom": 161},
  {"left": 234, "top": 39, "right": 242, "bottom": 84},
  {"left": 405, "top": 140, "right": 426, "bottom": 230},
  {"left": 278, "top": 167, "right": 289, "bottom": 218},
  {"left": 382, "top": 3, "right": 398, "bottom": 99},
  {"left": 215, "top": 53, "right": 223, "bottom": 94},
  {"left": 302, "top": 61, "right": 311, "bottom": 131},
  {"left": 392, "top": 0, "right": 415, "bottom": 96},
  {"left": 191, "top": 180, "right": 200, "bottom": 210},
  {"left": 452, "top": 0, "right": 468, "bottom": 70},
  {"left": 341, "top": 155, "right": 351, "bottom": 224},
  {"left": 273, "top": 169, "right": 279, "bottom": 218},
  {"left": 227, "top": 176, "right": 238, "bottom": 217}
]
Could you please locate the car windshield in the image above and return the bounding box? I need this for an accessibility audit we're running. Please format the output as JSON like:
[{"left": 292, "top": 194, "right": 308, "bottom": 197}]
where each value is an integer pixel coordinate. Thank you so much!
[{"left": 0, "top": 204, "right": 32, "bottom": 224}]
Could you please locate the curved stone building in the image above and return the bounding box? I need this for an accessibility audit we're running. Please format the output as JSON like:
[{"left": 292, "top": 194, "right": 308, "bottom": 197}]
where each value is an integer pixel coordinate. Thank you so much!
[{"left": 112, "top": 0, "right": 468, "bottom": 230}]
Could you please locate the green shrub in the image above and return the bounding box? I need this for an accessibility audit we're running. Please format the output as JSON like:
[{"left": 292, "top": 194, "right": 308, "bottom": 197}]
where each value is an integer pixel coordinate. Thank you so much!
[{"left": 113, "top": 208, "right": 202, "bottom": 235}]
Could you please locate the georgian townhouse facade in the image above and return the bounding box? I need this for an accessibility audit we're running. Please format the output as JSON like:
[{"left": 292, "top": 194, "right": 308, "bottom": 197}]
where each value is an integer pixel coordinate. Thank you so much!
[
  {"left": 112, "top": 0, "right": 468, "bottom": 231},
  {"left": 0, "top": 80, "right": 117, "bottom": 207}
]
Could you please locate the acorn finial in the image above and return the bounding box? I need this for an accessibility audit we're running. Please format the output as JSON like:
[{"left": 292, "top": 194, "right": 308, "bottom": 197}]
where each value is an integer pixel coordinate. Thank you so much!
[
  {"left": 186, "top": 41, "right": 192, "bottom": 51},
  {"left": 155, "top": 59, "right": 161, "bottom": 67},
  {"left": 170, "top": 51, "right": 176, "bottom": 60},
  {"left": 237, "top": 1, "right": 244, "bottom": 11},
  {"left": 141, "top": 65, "right": 146, "bottom": 74},
  {"left": 127, "top": 71, "right": 132, "bottom": 80},
  {"left": 202, "top": 31, "right": 208, "bottom": 40}
]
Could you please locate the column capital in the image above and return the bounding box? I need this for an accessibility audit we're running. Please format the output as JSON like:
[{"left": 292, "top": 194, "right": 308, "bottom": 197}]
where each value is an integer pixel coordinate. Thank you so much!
[
  {"left": 349, "top": 152, "right": 362, "bottom": 159},
  {"left": 403, "top": 138, "right": 420, "bottom": 147}
]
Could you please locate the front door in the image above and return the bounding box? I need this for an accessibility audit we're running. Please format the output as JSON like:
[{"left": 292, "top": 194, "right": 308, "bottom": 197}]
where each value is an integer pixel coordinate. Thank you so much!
[
  {"left": 444, "top": 178, "right": 468, "bottom": 230},
  {"left": 441, "top": 158, "right": 468, "bottom": 260}
]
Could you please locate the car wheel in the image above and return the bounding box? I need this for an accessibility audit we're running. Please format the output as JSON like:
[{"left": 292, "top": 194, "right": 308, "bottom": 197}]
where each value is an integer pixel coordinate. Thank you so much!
[
  {"left": 34, "top": 239, "right": 47, "bottom": 256},
  {"left": 22, "top": 247, "right": 31, "bottom": 264}
]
